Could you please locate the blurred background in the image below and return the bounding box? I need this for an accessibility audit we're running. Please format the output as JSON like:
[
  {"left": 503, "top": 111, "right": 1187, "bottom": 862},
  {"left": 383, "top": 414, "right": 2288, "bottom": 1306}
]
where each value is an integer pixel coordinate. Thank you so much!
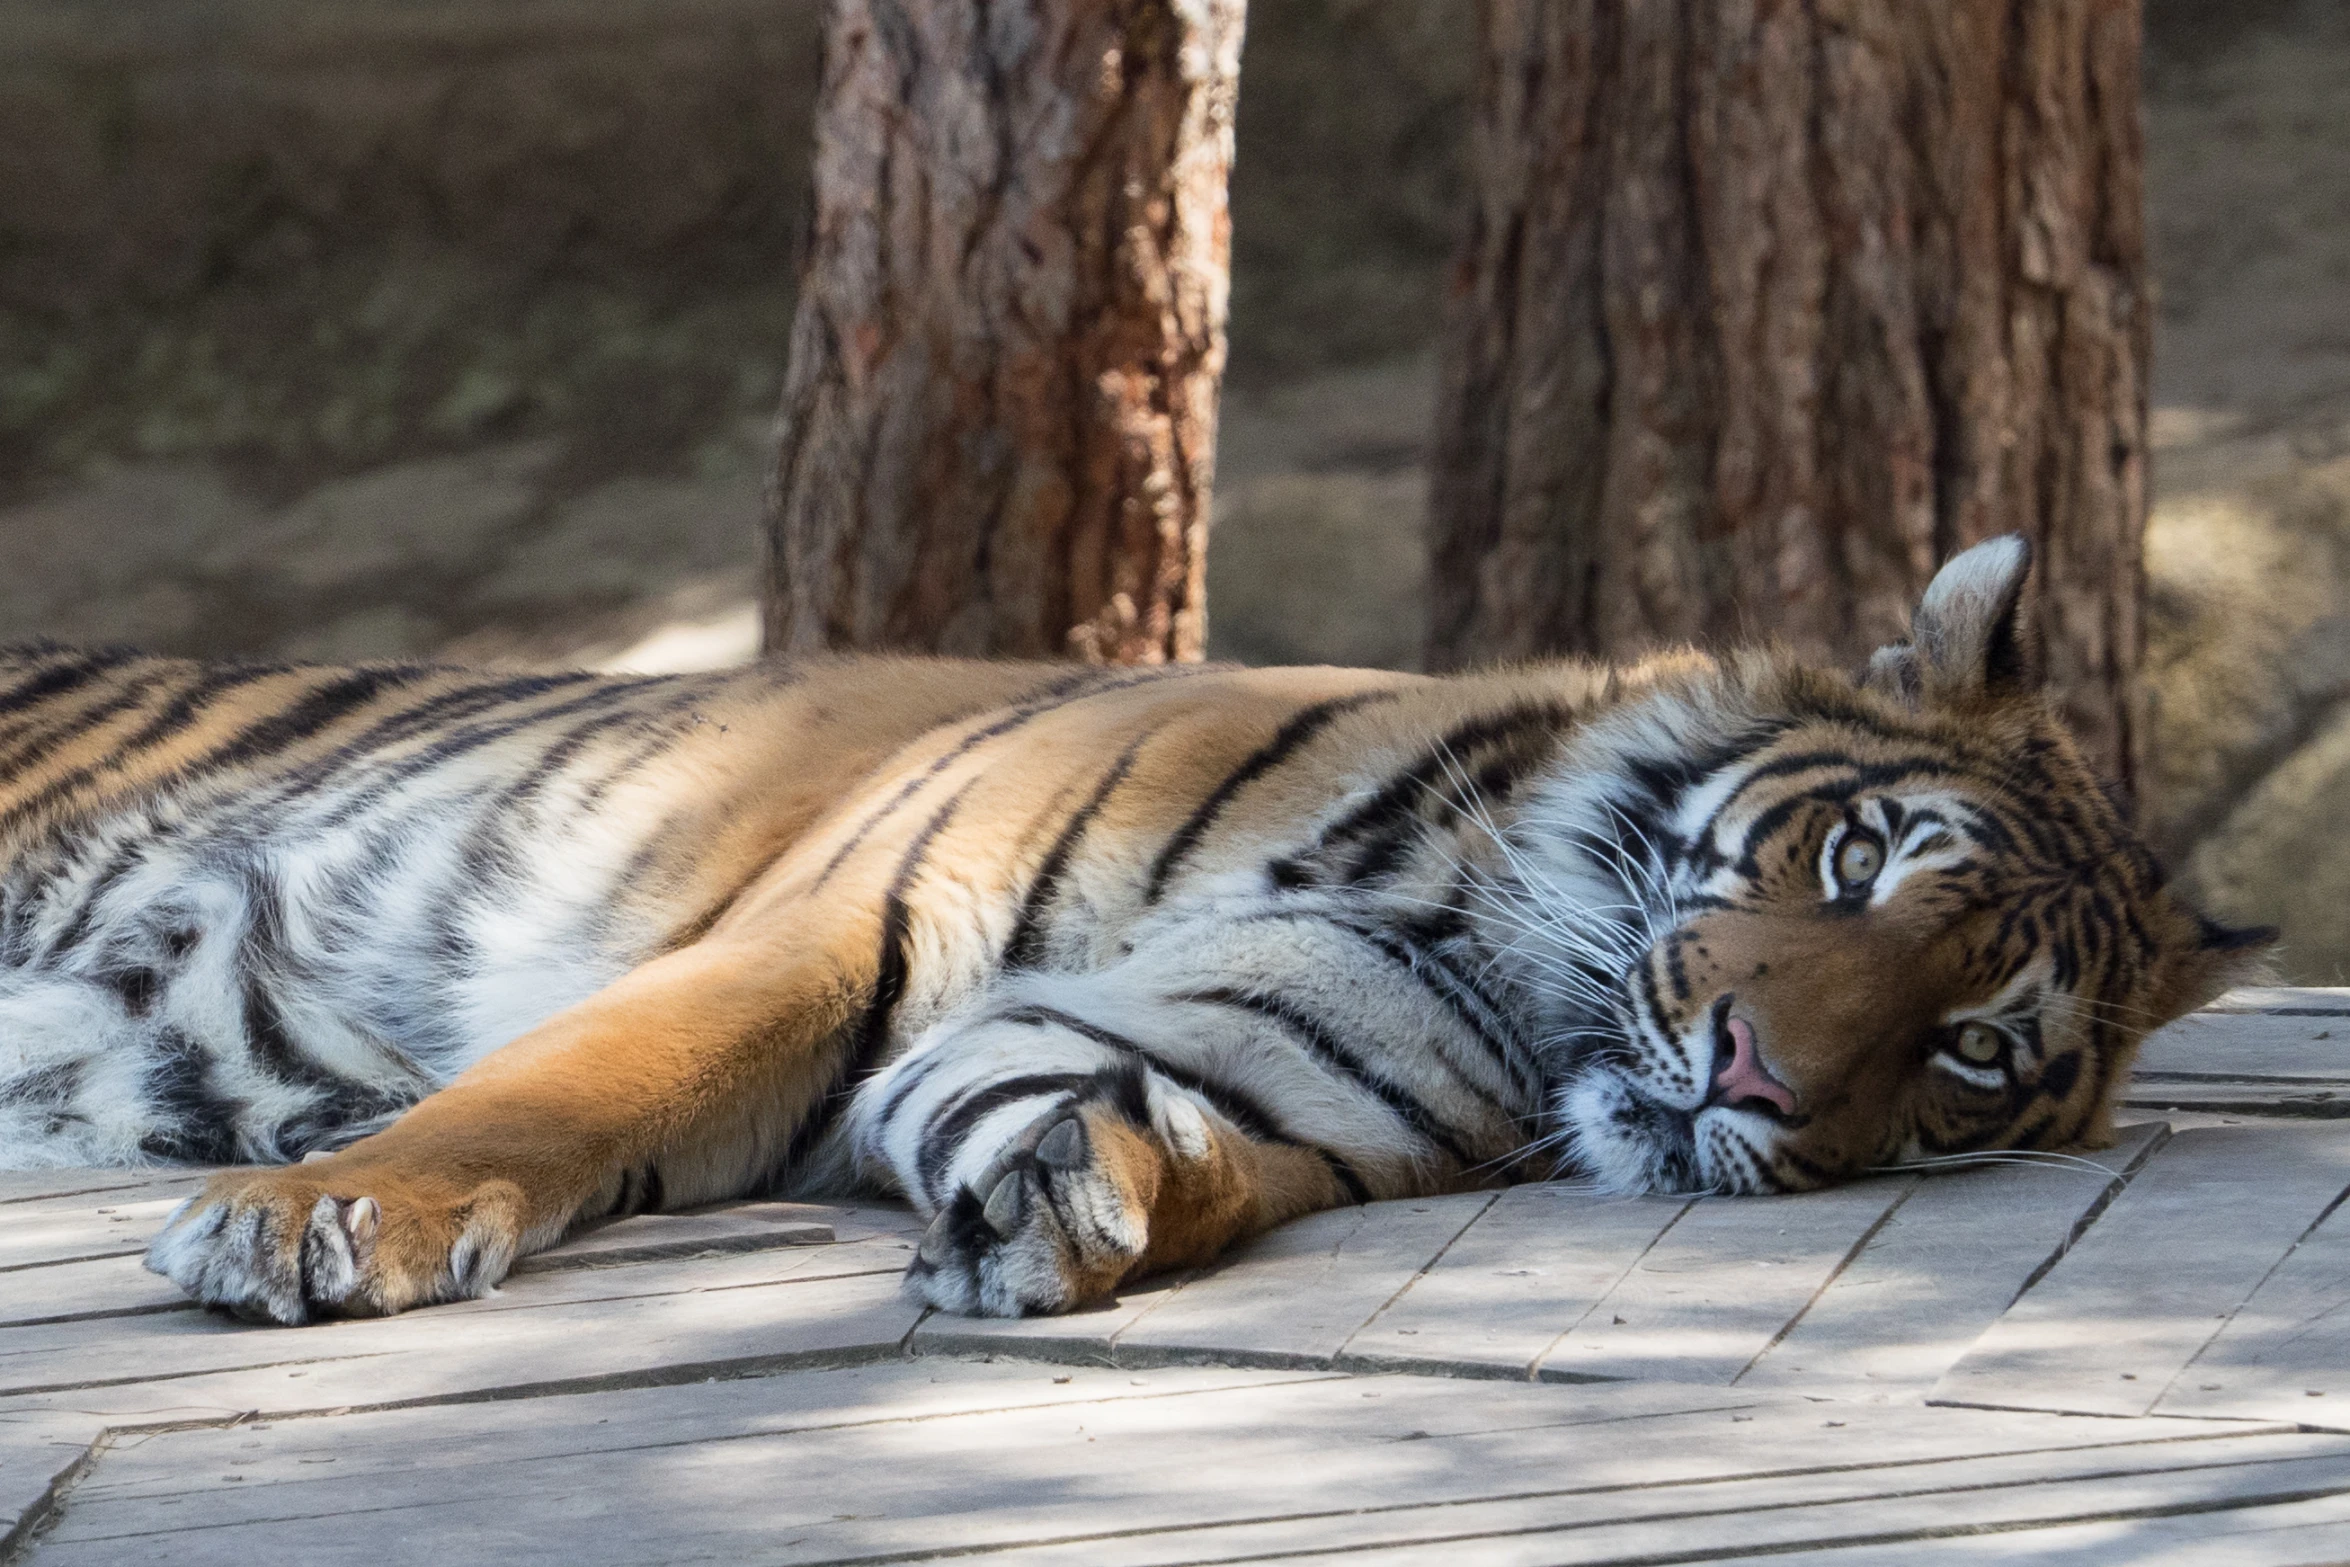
[{"left": 1, "top": 0, "right": 2346, "bottom": 979}]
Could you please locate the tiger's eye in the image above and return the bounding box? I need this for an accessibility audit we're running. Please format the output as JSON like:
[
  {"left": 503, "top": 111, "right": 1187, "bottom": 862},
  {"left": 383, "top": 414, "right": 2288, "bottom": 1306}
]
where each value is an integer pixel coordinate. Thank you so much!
[
  {"left": 1834, "top": 833, "right": 1885, "bottom": 889},
  {"left": 1955, "top": 1023, "right": 2003, "bottom": 1065}
]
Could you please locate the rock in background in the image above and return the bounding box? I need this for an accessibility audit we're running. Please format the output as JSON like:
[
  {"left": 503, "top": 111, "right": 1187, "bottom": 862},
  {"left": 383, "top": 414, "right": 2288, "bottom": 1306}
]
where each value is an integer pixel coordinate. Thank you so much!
[
  {"left": 2136, "top": 0, "right": 2350, "bottom": 982},
  {"left": 0, "top": 0, "right": 2345, "bottom": 980},
  {"left": 0, "top": 0, "right": 814, "bottom": 666}
]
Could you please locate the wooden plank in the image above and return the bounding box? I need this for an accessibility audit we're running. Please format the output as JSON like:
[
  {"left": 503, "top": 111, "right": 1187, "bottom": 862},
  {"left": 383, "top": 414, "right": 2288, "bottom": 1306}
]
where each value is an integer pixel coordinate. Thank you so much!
[
  {"left": 0, "top": 1172, "right": 206, "bottom": 1207},
  {"left": 2138, "top": 1014, "right": 2350, "bottom": 1079},
  {"left": 2154, "top": 1185, "right": 2350, "bottom": 1428},
  {"left": 912, "top": 1271, "right": 1197, "bottom": 1365},
  {"left": 42, "top": 1365, "right": 1477, "bottom": 1565},
  {"left": 927, "top": 1181, "right": 1668, "bottom": 1376},
  {"left": 20, "top": 1362, "right": 2314, "bottom": 1567},
  {"left": 0, "top": 1202, "right": 916, "bottom": 1381},
  {"left": 1739, "top": 1491, "right": 2350, "bottom": 1566},
  {"left": 2120, "top": 1080, "right": 2350, "bottom": 1116},
  {"left": 2130, "top": 1012, "right": 2350, "bottom": 1115},
  {"left": 1533, "top": 1178, "right": 1910, "bottom": 1385},
  {"left": 1737, "top": 1123, "right": 2166, "bottom": 1401},
  {"left": 0, "top": 1233, "right": 919, "bottom": 1423},
  {"left": 1110, "top": 1195, "right": 1495, "bottom": 1365},
  {"left": 0, "top": 1196, "right": 191, "bottom": 1271},
  {"left": 2119, "top": 1080, "right": 2350, "bottom": 1116},
  {"left": 1934, "top": 1122, "right": 2350, "bottom": 1417},
  {"left": 0, "top": 1189, "right": 896, "bottom": 1276},
  {"left": 778, "top": 1198, "right": 926, "bottom": 1244},
  {"left": 52, "top": 1362, "right": 1351, "bottom": 1512},
  {"left": 0, "top": 1373, "right": 1903, "bottom": 1558},
  {"left": 0, "top": 1263, "right": 924, "bottom": 1432},
  {"left": 0, "top": 1416, "right": 104, "bottom": 1555},
  {"left": 1066, "top": 1445, "right": 2350, "bottom": 1567},
  {"left": 515, "top": 1203, "right": 835, "bottom": 1273},
  {"left": 1341, "top": 1185, "right": 1691, "bottom": 1376},
  {"left": 0, "top": 1256, "right": 193, "bottom": 1330},
  {"left": 2210, "top": 987, "right": 2350, "bottom": 1016},
  {"left": 0, "top": 1198, "right": 912, "bottom": 1404},
  {"left": 991, "top": 1432, "right": 2350, "bottom": 1566}
]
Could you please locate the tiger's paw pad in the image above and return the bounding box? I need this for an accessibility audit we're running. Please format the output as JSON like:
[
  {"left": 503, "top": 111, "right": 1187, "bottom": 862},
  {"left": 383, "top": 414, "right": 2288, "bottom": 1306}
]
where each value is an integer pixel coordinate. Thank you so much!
[
  {"left": 907, "top": 1097, "right": 1215, "bottom": 1318},
  {"left": 145, "top": 1168, "right": 524, "bottom": 1326}
]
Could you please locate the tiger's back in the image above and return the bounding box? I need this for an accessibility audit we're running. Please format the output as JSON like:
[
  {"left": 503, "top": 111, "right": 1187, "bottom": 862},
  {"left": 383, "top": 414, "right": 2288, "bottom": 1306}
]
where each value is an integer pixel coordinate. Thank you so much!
[
  {"left": 0, "top": 643, "right": 1536, "bottom": 1171},
  {"left": 0, "top": 645, "right": 1080, "bottom": 1162}
]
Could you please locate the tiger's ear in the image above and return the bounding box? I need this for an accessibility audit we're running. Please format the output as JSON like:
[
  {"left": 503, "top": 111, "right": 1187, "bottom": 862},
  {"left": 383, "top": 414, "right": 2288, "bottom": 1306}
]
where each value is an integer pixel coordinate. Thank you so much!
[{"left": 1862, "top": 535, "right": 2039, "bottom": 707}]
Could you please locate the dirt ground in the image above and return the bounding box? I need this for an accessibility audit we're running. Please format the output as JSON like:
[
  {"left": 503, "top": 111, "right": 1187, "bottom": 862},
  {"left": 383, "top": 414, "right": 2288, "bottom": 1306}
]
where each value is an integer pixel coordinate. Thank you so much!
[{"left": 1, "top": 0, "right": 2346, "bottom": 977}]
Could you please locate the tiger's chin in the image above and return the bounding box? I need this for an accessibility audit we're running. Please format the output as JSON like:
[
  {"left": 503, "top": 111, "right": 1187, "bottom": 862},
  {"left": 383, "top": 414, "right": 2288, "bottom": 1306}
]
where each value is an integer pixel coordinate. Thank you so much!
[{"left": 1555, "top": 1072, "right": 1785, "bottom": 1196}]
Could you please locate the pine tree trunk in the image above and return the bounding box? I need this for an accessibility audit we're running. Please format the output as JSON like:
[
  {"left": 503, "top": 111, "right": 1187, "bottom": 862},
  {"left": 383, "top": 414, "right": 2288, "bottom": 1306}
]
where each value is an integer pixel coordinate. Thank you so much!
[
  {"left": 1429, "top": 0, "right": 2150, "bottom": 793},
  {"left": 762, "top": 0, "right": 1245, "bottom": 665}
]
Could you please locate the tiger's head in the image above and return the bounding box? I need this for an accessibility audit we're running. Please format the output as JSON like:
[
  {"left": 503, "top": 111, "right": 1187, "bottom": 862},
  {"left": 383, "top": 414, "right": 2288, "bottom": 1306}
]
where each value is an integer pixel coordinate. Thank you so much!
[{"left": 1498, "top": 535, "right": 2273, "bottom": 1194}]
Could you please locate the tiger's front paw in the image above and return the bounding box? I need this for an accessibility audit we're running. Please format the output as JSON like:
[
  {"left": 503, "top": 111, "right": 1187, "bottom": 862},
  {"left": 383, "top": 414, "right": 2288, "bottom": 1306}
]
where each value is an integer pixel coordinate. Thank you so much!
[
  {"left": 908, "top": 1087, "right": 1248, "bottom": 1318},
  {"left": 145, "top": 1163, "right": 527, "bottom": 1325}
]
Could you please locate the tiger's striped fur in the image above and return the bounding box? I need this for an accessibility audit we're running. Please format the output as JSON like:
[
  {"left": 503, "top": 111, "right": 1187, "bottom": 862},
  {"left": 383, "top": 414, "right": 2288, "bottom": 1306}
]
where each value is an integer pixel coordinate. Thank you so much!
[{"left": 0, "top": 538, "right": 2265, "bottom": 1320}]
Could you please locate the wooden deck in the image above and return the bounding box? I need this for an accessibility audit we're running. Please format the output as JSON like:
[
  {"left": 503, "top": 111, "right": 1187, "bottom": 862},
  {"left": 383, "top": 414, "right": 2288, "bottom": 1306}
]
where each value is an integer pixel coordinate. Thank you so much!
[{"left": 5, "top": 990, "right": 2350, "bottom": 1564}]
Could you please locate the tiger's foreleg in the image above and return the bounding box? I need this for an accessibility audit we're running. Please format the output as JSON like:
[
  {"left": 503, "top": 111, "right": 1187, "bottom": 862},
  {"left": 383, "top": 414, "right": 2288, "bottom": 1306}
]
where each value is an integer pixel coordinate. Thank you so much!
[
  {"left": 858, "top": 999, "right": 1354, "bottom": 1317},
  {"left": 145, "top": 924, "right": 870, "bottom": 1325},
  {"left": 860, "top": 911, "right": 1542, "bottom": 1320}
]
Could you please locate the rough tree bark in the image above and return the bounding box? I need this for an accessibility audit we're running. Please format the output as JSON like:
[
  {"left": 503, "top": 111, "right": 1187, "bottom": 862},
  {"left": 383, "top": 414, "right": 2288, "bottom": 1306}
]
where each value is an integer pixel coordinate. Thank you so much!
[
  {"left": 763, "top": 0, "right": 1245, "bottom": 665},
  {"left": 1429, "top": 0, "right": 2150, "bottom": 792}
]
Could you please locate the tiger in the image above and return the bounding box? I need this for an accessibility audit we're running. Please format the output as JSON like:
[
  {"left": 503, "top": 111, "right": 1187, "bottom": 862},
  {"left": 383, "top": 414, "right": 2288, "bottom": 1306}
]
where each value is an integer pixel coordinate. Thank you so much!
[{"left": 0, "top": 535, "right": 2265, "bottom": 1324}]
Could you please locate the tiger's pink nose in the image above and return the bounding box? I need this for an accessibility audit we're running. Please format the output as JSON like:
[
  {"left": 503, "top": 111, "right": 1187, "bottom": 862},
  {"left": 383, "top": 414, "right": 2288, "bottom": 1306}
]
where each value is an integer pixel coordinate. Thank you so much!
[{"left": 1714, "top": 1015, "right": 1797, "bottom": 1116}]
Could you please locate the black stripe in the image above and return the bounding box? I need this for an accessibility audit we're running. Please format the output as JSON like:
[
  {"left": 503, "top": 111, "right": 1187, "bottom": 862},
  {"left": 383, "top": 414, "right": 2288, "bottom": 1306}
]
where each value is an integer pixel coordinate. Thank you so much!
[
  {"left": 1632, "top": 939, "right": 1673, "bottom": 1036},
  {"left": 1314, "top": 703, "right": 1568, "bottom": 884},
  {"left": 184, "top": 669, "right": 421, "bottom": 778},
  {"left": 1718, "top": 753, "right": 1980, "bottom": 864},
  {"left": 994, "top": 1002, "right": 1374, "bottom": 1204},
  {"left": 0, "top": 673, "right": 169, "bottom": 782},
  {"left": 781, "top": 782, "right": 976, "bottom": 1172},
  {"left": 236, "top": 905, "right": 415, "bottom": 1141},
  {"left": 2034, "top": 1046, "right": 2081, "bottom": 1106},
  {"left": 610, "top": 1164, "right": 666, "bottom": 1218},
  {"left": 1334, "top": 919, "right": 1542, "bottom": 1103},
  {"left": 3, "top": 664, "right": 431, "bottom": 843},
  {"left": 235, "top": 878, "right": 398, "bottom": 1119},
  {"left": 501, "top": 699, "right": 695, "bottom": 809},
  {"left": 810, "top": 668, "right": 1123, "bottom": 892},
  {"left": 1775, "top": 1143, "right": 1840, "bottom": 1186},
  {"left": 37, "top": 836, "right": 159, "bottom": 961},
  {"left": 240, "top": 975, "right": 341, "bottom": 1095},
  {"left": 917, "top": 1072, "right": 1092, "bottom": 1200},
  {"left": 994, "top": 1004, "right": 1290, "bottom": 1143},
  {"left": 569, "top": 684, "right": 758, "bottom": 811},
  {"left": 1003, "top": 734, "right": 1152, "bottom": 968},
  {"left": 1178, "top": 985, "right": 1477, "bottom": 1166},
  {"left": 1322, "top": 1151, "right": 1375, "bottom": 1204},
  {"left": 0, "top": 647, "right": 144, "bottom": 720},
  {"left": 137, "top": 1028, "right": 245, "bottom": 1164},
  {"left": 873, "top": 1040, "right": 960, "bottom": 1131},
  {"left": 0, "top": 1056, "right": 85, "bottom": 1115},
  {"left": 1726, "top": 760, "right": 1976, "bottom": 880},
  {"left": 521, "top": 676, "right": 744, "bottom": 811},
  {"left": 1222, "top": 905, "right": 1537, "bottom": 1110},
  {"left": 0, "top": 662, "right": 297, "bottom": 837},
  {"left": 1145, "top": 691, "right": 1398, "bottom": 903},
  {"left": 417, "top": 682, "right": 738, "bottom": 952},
  {"left": 300, "top": 676, "right": 672, "bottom": 829},
  {"left": 1664, "top": 928, "right": 1693, "bottom": 1002},
  {"left": 299, "top": 672, "right": 604, "bottom": 786}
]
